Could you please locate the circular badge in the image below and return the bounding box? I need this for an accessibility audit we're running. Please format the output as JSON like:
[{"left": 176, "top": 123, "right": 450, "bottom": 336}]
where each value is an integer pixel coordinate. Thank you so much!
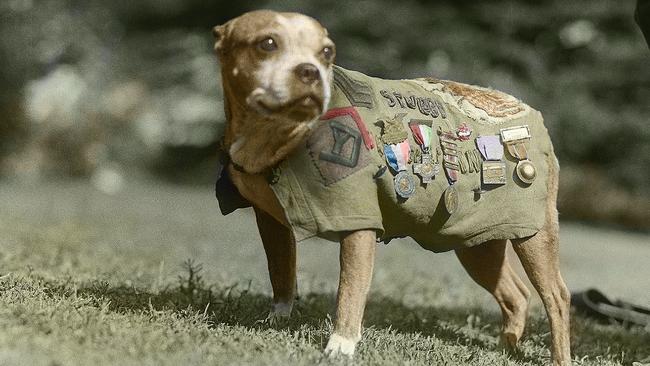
[
  {"left": 394, "top": 171, "right": 416, "bottom": 198},
  {"left": 516, "top": 160, "right": 537, "bottom": 185},
  {"left": 444, "top": 185, "right": 459, "bottom": 214}
]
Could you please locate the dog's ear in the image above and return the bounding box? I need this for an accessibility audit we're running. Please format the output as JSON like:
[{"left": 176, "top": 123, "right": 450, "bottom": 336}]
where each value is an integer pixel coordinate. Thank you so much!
[{"left": 212, "top": 21, "right": 232, "bottom": 54}]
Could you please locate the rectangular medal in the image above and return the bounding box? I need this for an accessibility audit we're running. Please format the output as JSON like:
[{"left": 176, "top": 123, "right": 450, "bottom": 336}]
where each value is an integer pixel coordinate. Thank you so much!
[
  {"left": 500, "top": 125, "right": 531, "bottom": 143},
  {"left": 482, "top": 161, "right": 507, "bottom": 185}
]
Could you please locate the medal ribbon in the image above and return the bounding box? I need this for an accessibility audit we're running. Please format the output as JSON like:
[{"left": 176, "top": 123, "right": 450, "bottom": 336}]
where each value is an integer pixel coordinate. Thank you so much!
[
  {"left": 384, "top": 141, "right": 410, "bottom": 172},
  {"left": 476, "top": 135, "right": 504, "bottom": 161},
  {"left": 409, "top": 124, "right": 432, "bottom": 151},
  {"left": 440, "top": 134, "right": 458, "bottom": 184}
]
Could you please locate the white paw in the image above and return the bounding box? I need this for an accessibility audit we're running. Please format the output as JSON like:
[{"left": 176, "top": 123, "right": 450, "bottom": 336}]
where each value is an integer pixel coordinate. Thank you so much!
[
  {"left": 271, "top": 302, "right": 293, "bottom": 318},
  {"left": 261, "top": 302, "right": 292, "bottom": 325},
  {"left": 324, "top": 334, "right": 357, "bottom": 357}
]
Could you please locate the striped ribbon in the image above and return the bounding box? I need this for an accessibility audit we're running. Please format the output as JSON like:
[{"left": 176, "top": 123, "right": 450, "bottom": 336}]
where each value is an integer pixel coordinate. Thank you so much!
[
  {"left": 384, "top": 141, "right": 410, "bottom": 172},
  {"left": 409, "top": 123, "right": 432, "bottom": 150}
]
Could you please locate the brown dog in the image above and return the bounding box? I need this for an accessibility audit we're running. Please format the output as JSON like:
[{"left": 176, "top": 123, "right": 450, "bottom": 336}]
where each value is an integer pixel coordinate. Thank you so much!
[{"left": 212, "top": 10, "right": 571, "bottom": 365}]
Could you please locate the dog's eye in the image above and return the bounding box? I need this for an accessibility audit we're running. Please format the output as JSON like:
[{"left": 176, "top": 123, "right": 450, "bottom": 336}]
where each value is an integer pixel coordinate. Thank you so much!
[
  {"left": 258, "top": 37, "right": 278, "bottom": 52},
  {"left": 322, "top": 46, "right": 334, "bottom": 60}
]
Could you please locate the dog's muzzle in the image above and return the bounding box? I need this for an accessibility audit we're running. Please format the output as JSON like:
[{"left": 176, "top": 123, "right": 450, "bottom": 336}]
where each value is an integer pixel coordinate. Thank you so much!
[{"left": 247, "top": 88, "right": 324, "bottom": 120}]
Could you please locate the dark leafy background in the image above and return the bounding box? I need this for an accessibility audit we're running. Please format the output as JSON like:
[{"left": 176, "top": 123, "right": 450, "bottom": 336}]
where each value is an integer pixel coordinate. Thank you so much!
[{"left": 0, "top": 0, "right": 648, "bottom": 229}]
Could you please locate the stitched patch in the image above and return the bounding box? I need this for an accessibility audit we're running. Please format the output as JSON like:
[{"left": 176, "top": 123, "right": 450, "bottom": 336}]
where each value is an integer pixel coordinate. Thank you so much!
[
  {"left": 439, "top": 80, "right": 526, "bottom": 118},
  {"left": 308, "top": 108, "right": 372, "bottom": 185},
  {"left": 412, "top": 78, "right": 530, "bottom": 125},
  {"left": 333, "top": 67, "right": 375, "bottom": 108}
]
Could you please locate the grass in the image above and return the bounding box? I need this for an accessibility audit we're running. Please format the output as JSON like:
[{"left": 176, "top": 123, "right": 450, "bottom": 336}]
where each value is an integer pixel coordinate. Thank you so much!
[{"left": 0, "top": 181, "right": 649, "bottom": 365}]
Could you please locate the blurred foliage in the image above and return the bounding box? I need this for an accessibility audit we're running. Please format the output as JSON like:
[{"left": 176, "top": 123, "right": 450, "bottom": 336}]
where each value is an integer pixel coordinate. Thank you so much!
[{"left": 0, "top": 0, "right": 648, "bottom": 228}]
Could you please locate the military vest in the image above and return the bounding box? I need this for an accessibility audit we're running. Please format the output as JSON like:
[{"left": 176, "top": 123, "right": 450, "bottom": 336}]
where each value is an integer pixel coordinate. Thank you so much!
[{"left": 220, "top": 66, "right": 554, "bottom": 253}]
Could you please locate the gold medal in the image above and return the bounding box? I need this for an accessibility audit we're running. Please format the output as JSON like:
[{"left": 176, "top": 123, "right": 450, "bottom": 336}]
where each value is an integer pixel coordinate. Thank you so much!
[
  {"left": 516, "top": 160, "right": 537, "bottom": 184},
  {"left": 443, "top": 185, "right": 459, "bottom": 214},
  {"left": 380, "top": 113, "right": 409, "bottom": 145}
]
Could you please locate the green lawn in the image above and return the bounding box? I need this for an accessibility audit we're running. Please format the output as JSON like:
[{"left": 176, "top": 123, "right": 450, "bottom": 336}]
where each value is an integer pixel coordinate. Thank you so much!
[{"left": 1, "top": 181, "right": 648, "bottom": 365}]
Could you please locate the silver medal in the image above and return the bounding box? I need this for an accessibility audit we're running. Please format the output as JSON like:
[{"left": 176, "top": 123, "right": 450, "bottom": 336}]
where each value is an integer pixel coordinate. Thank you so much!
[{"left": 394, "top": 171, "right": 416, "bottom": 198}]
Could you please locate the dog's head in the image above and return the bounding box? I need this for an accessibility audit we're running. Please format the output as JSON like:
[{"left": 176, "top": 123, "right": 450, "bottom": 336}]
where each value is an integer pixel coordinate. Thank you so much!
[{"left": 213, "top": 10, "right": 335, "bottom": 122}]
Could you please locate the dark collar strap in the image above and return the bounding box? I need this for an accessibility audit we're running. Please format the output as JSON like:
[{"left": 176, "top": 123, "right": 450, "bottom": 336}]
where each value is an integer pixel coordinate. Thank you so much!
[
  {"left": 218, "top": 139, "right": 274, "bottom": 177},
  {"left": 230, "top": 160, "right": 247, "bottom": 173}
]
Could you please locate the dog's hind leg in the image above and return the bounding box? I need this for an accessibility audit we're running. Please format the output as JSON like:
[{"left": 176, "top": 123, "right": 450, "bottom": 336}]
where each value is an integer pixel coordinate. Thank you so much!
[
  {"left": 456, "top": 239, "right": 531, "bottom": 350},
  {"left": 512, "top": 224, "right": 571, "bottom": 365},
  {"left": 511, "top": 157, "right": 571, "bottom": 366},
  {"left": 325, "top": 230, "right": 376, "bottom": 357},
  {"left": 254, "top": 208, "right": 297, "bottom": 318}
]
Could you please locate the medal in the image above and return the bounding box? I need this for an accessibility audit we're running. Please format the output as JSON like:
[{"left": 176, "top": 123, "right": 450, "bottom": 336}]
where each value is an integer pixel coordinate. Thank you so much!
[
  {"left": 439, "top": 131, "right": 461, "bottom": 214},
  {"left": 413, "top": 154, "right": 439, "bottom": 183},
  {"left": 409, "top": 120, "right": 439, "bottom": 184},
  {"left": 440, "top": 133, "right": 459, "bottom": 184},
  {"left": 443, "top": 185, "right": 459, "bottom": 214},
  {"left": 381, "top": 114, "right": 416, "bottom": 198},
  {"left": 476, "top": 135, "right": 503, "bottom": 161},
  {"left": 516, "top": 159, "right": 537, "bottom": 184},
  {"left": 482, "top": 160, "right": 507, "bottom": 185},
  {"left": 476, "top": 135, "right": 507, "bottom": 186},
  {"left": 499, "top": 125, "right": 537, "bottom": 185},
  {"left": 394, "top": 171, "right": 416, "bottom": 198},
  {"left": 380, "top": 113, "right": 409, "bottom": 145}
]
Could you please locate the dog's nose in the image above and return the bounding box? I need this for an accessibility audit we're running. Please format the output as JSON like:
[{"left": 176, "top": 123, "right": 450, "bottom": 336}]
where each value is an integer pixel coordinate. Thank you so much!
[{"left": 294, "top": 63, "right": 320, "bottom": 84}]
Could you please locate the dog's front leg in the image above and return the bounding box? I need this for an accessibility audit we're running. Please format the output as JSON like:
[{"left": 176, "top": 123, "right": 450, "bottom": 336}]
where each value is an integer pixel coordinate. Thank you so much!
[
  {"left": 254, "top": 208, "right": 297, "bottom": 319},
  {"left": 325, "top": 230, "right": 376, "bottom": 357}
]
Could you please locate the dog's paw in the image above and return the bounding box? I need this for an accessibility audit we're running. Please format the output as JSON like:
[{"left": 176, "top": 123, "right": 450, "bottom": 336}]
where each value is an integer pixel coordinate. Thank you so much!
[
  {"left": 499, "top": 332, "right": 521, "bottom": 353},
  {"left": 324, "top": 334, "right": 357, "bottom": 357},
  {"left": 271, "top": 302, "right": 293, "bottom": 318},
  {"left": 258, "top": 302, "right": 293, "bottom": 326}
]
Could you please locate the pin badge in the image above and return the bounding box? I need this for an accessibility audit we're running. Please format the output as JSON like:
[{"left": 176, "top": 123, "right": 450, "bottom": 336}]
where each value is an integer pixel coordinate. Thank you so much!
[{"left": 456, "top": 123, "right": 472, "bottom": 141}]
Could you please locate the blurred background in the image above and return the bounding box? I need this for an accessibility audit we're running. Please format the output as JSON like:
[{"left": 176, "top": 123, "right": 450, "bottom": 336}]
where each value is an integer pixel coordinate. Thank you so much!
[{"left": 1, "top": 0, "right": 648, "bottom": 230}]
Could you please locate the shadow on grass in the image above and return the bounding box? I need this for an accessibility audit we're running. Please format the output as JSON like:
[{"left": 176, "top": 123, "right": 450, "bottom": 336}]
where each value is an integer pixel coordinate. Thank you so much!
[{"left": 47, "top": 267, "right": 648, "bottom": 365}]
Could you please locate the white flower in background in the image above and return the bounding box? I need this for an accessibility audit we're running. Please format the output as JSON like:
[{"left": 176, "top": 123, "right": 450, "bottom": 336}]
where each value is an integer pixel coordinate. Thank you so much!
[
  {"left": 559, "top": 19, "right": 598, "bottom": 48},
  {"left": 135, "top": 90, "right": 224, "bottom": 152},
  {"left": 91, "top": 165, "right": 124, "bottom": 195},
  {"left": 168, "top": 93, "right": 222, "bottom": 147},
  {"left": 24, "top": 65, "right": 87, "bottom": 126},
  {"left": 426, "top": 49, "right": 451, "bottom": 77}
]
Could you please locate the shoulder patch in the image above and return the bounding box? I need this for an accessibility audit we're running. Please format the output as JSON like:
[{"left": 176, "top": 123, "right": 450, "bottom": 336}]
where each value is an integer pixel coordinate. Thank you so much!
[
  {"left": 307, "top": 107, "right": 373, "bottom": 185},
  {"left": 412, "top": 78, "right": 531, "bottom": 124},
  {"left": 333, "top": 67, "right": 375, "bottom": 108}
]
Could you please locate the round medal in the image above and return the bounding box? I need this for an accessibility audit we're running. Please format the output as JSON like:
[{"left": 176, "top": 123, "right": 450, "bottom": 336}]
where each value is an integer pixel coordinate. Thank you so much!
[
  {"left": 394, "top": 171, "right": 416, "bottom": 198},
  {"left": 516, "top": 160, "right": 537, "bottom": 184},
  {"left": 443, "top": 185, "right": 459, "bottom": 214}
]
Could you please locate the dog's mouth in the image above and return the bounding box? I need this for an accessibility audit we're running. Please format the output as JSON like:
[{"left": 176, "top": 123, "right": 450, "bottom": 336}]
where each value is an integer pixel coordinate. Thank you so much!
[{"left": 248, "top": 90, "right": 324, "bottom": 120}]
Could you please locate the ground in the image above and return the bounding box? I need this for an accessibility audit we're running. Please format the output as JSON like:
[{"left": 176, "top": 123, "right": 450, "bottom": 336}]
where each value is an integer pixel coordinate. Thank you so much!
[{"left": 0, "top": 180, "right": 649, "bottom": 366}]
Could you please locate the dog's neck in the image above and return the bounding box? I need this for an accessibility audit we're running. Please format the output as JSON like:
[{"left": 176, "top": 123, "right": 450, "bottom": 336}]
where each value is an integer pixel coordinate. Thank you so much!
[{"left": 222, "top": 82, "right": 318, "bottom": 175}]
